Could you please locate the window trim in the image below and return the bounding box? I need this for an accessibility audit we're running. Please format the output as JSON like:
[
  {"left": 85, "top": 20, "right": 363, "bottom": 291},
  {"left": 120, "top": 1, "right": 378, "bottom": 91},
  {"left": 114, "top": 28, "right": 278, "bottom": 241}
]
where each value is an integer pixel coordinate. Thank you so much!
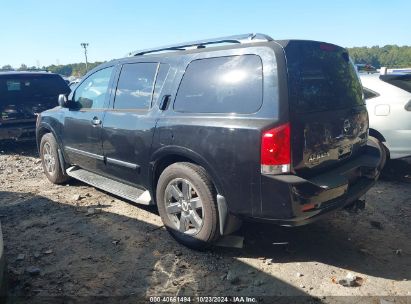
[
  {"left": 172, "top": 54, "right": 264, "bottom": 115},
  {"left": 112, "top": 62, "right": 159, "bottom": 111},
  {"left": 151, "top": 63, "right": 171, "bottom": 108}
]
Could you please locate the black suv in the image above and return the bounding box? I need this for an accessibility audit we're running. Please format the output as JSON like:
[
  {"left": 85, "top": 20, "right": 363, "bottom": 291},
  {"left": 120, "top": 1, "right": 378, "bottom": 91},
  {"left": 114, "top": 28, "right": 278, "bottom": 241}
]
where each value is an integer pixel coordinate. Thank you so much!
[
  {"left": 0, "top": 72, "right": 70, "bottom": 141},
  {"left": 36, "top": 33, "right": 385, "bottom": 249}
]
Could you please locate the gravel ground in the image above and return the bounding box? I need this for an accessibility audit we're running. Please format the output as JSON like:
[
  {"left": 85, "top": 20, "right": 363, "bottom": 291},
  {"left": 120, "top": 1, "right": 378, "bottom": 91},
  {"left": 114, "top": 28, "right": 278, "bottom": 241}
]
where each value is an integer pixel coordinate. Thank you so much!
[{"left": 0, "top": 141, "right": 410, "bottom": 303}]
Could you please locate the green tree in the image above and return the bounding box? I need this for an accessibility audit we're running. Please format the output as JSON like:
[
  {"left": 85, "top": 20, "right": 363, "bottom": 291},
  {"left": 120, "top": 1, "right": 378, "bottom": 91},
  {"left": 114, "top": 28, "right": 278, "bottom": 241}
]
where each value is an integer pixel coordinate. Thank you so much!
[
  {"left": 18, "top": 64, "right": 28, "bottom": 71},
  {"left": 0, "top": 65, "right": 13, "bottom": 71},
  {"left": 348, "top": 45, "right": 411, "bottom": 68}
]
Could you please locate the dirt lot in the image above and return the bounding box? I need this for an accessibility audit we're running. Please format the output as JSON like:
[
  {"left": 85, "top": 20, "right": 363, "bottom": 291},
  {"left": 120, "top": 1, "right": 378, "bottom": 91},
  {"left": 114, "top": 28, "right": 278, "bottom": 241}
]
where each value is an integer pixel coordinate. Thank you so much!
[{"left": 0, "top": 141, "right": 410, "bottom": 303}]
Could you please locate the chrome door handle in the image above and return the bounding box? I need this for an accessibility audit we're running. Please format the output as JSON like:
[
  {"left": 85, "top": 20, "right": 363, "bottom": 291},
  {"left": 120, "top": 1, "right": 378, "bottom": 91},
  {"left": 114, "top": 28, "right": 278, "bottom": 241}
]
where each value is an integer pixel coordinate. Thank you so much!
[{"left": 92, "top": 117, "right": 102, "bottom": 126}]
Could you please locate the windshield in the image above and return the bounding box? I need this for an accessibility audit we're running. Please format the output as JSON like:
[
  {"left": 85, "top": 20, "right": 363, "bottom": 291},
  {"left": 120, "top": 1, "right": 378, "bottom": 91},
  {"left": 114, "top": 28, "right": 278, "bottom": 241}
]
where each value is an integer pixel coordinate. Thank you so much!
[
  {"left": 285, "top": 41, "right": 364, "bottom": 112},
  {"left": 0, "top": 74, "right": 70, "bottom": 102}
]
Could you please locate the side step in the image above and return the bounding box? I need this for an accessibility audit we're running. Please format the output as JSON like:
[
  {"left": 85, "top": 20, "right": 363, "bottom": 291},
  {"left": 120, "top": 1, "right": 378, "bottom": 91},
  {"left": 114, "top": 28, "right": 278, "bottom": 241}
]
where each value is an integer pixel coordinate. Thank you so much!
[{"left": 66, "top": 167, "right": 152, "bottom": 205}]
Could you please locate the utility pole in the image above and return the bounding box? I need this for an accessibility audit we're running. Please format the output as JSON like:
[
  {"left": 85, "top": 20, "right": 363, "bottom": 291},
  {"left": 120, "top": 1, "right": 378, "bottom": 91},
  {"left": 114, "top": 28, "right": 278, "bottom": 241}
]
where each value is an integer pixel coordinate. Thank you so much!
[{"left": 80, "top": 43, "right": 89, "bottom": 73}]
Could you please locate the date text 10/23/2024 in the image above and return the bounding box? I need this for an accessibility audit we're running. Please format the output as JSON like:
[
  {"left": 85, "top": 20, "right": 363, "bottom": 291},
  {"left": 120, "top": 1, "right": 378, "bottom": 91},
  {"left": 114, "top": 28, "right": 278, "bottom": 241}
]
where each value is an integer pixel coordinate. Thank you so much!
[{"left": 149, "top": 296, "right": 258, "bottom": 303}]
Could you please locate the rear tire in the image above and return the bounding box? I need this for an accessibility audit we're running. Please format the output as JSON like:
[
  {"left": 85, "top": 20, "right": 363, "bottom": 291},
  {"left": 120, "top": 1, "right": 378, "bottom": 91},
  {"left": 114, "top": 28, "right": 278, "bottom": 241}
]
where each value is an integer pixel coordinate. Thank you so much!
[
  {"left": 379, "top": 141, "right": 388, "bottom": 170},
  {"left": 40, "top": 133, "right": 70, "bottom": 184},
  {"left": 378, "top": 142, "right": 392, "bottom": 179},
  {"left": 156, "top": 162, "right": 220, "bottom": 250}
]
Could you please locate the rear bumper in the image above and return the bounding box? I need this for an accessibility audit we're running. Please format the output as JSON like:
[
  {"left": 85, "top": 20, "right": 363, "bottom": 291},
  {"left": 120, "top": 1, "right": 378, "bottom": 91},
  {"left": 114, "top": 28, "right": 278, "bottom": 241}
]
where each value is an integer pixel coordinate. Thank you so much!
[
  {"left": 255, "top": 137, "right": 385, "bottom": 225},
  {"left": 0, "top": 123, "right": 36, "bottom": 141}
]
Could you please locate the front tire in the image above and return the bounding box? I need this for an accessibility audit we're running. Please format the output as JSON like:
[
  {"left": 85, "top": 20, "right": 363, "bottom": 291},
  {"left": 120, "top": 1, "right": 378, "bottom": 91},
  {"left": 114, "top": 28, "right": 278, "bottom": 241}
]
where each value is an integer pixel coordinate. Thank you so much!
[
  {"left": 40, "top": 133, "right": 70, "bottom": 184},
  {"left": 156, "top": 162, "right": 220, "bottom": 249}
]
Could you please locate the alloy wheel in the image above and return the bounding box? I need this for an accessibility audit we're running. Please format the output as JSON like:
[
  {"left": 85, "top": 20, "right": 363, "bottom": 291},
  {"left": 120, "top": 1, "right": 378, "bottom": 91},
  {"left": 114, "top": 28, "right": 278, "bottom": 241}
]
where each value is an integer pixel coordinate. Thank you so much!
[
  {"left": 42, "top": 142, "right": 56, "bottom": 174},
  {"left": 164, "top": 178, "right": 204, "bottom": 235}
]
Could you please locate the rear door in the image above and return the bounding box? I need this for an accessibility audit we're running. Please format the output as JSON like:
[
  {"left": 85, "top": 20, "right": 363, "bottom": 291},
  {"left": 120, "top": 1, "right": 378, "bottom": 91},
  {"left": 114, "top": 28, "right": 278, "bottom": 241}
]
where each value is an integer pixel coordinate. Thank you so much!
[
  {"left": 101, "top": 62, "right": 170, "bottom": 186},
  {"left": 62, "top": 66, "right": 114, "bottom": 174},
  {"left": 283, "top": 41, "right": 369, "bottom": 176}
]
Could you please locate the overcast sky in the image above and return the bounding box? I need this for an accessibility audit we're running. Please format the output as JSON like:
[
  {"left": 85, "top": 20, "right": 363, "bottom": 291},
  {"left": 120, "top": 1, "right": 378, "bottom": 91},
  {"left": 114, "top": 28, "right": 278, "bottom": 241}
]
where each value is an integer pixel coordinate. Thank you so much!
[{"left": 1, "top": 0, "right": 409, "bottom": 67}]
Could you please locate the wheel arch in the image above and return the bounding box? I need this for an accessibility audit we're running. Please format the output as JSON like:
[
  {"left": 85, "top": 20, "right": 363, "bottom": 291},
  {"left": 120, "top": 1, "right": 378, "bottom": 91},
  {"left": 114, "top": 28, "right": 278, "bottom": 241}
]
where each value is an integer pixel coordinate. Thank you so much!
[
  {"left": 36, "top": 122, "right": 58, "bottom": 146},
  {"left": 369, "top": 128, "right": 386, "bottom": 143},
  {"left": 37, "top": 122, "right": 68, "bottom": 166},
  {"left": 369, "top": 128, "right": 390, "bottom": 159},
  {"left": 150, "top": 147, "right": 225, "bottom": 204}
]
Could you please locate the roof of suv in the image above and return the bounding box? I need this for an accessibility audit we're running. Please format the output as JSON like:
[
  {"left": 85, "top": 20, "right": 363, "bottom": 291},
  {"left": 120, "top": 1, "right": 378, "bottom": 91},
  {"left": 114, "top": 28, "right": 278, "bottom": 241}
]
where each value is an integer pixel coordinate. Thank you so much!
[
  {"left": 127, "top": 33, "right": 275, "bottom": 57},
  {"left": 116, "top": 35, "right": 346, "bottom": 66}
]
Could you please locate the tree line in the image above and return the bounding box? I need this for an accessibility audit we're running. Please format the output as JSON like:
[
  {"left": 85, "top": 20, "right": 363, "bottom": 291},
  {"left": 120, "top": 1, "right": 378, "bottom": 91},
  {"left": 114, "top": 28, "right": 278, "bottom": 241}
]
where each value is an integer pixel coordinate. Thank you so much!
[
  {"left": 0, "top": 62, "right": 104, "bottom": 77},
  {"left": 348, "top": 45, "right": 411, "bottom": 68},
  {"left": 1, "top": 44, "right": 411, "bottom": 76}
]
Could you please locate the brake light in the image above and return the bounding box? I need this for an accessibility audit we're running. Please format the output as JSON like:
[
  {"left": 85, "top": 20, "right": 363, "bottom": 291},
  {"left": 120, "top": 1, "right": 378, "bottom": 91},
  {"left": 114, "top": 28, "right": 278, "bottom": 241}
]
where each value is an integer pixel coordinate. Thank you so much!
[
  {"left": 320, "top": 43, "right": 337, "bottom": 52},
  {"left": 261, "top": 123, "right": 291, "bottom": 174}
]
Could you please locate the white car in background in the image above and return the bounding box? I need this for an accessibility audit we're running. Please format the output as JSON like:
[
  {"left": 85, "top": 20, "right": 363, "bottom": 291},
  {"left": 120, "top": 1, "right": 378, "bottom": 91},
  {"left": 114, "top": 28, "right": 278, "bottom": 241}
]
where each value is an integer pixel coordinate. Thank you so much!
[
  {"left": 360, "top": 73, "right": 411, "bottom": 159},
  {"left": 68, "top": 79, "right": 81, "bottom": 91}
]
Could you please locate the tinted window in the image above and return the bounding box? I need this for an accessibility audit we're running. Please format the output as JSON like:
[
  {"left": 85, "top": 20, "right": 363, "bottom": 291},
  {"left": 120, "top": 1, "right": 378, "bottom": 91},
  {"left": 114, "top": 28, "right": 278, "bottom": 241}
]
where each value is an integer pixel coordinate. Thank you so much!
[
  {"left": 356, "top": 64, "right": 377, "bottom": 73},
  {"left": 285, "top": 41, "right": 364, "bottom": 112},
  {"left": 174, "top": 55, "right": 263, "bottom": 114},
  {"left": 380, "top": 74, "right": 411, "bottom": 93},
  {"left": 152, "top": 63, "right": 170, "bottom": 106},
  {"left": 363, "top": 87, "right": 379, "bottom": 100},
  {"left": 0, "top": 74, "right": 70, "bottom": 102},
  {"left": 73, "top": 67, "right": 113, "bottom": 109},
  {"left": 114, "top": 63, "right": 158, "bottom": 110}
]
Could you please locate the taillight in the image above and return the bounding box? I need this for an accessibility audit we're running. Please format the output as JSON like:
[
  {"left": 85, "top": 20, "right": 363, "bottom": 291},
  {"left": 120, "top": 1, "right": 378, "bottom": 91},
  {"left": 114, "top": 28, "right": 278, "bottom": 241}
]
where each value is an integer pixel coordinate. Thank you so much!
[
  {"left": 261, "top": 123, "right": 291, "bottom": 174},
  {"left": 319, "top": 43, "right": 337, "bottom": 52}
]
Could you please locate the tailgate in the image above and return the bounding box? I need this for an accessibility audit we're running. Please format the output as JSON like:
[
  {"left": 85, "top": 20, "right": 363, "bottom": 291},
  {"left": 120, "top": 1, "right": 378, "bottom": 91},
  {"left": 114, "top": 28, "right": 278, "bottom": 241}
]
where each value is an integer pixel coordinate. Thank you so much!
[{"left": 283, "top": 40, "right": 368, "bottom": 176}]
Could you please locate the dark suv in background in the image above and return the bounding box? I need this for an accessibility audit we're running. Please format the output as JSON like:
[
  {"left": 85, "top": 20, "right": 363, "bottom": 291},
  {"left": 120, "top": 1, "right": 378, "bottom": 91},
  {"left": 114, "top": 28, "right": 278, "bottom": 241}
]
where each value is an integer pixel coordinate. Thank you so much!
[
  {"left": 36, "top": 33, "right": 385, "bottom": 249},
  {"left": 0, "top": 71, "right": 69, "bottom": 141}
]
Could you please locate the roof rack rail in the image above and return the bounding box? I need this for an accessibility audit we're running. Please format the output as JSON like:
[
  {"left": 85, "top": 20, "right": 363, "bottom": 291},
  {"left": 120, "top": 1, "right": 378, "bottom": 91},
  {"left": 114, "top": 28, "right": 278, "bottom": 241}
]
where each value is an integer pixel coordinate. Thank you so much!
[{"left": 128, "top": 33, "right": 273, "bottom": 56}]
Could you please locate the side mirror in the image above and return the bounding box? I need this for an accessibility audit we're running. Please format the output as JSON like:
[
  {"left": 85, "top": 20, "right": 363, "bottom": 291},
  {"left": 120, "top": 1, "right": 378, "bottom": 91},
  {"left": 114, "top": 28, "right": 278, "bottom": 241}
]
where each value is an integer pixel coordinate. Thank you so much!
[{"left": 58, "top": 94, "right": 68, "bottom": 107}]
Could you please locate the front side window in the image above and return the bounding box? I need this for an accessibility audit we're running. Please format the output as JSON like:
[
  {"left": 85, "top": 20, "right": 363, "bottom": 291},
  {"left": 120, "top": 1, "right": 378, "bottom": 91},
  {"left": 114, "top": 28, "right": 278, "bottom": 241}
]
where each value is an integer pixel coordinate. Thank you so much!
[
  {"left": 174, "top": 55, "right": 263, "bottom": 114},
  {"left": 114, "top": 63, "right": 158, "bottom": 110},
  {"left": 73, "top": 67, "right": 113, "bottom": 109}
]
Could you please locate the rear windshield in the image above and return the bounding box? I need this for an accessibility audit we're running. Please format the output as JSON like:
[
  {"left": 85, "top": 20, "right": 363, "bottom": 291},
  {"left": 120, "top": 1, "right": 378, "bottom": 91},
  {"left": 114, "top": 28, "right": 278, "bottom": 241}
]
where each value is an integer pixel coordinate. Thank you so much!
[
  {"left": 380, "top": 74, "right": 411, "bottom": 93},
  {"left": 285, "top": 41, "right": 364, "bottom": 112},
  {"left": 0, "top": 74, "right": 70, "bottom": 101}
]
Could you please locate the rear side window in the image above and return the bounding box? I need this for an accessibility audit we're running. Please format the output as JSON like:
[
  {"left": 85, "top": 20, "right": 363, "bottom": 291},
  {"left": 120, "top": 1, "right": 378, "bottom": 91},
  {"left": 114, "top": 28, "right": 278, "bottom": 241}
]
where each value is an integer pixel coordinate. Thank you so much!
[
  {"left": 114, "top": 63, "right": 158, "bottom": 110},
  {"left": 174, "top": 55, "right": 263, "bottom": 114},
  {"left": 380, "top": 74, "right": 411, "bottom": 93},
  {"left": 285, "top": 41, "right": 364, "bottom": 112}
]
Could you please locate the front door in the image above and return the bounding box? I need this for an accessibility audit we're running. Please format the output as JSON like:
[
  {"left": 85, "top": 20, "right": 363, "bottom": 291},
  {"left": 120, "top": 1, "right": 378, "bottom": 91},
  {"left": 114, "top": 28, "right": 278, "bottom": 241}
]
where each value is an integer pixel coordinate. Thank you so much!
[{"left": 62, "top": 66, "right": 114, "bottom": 174}]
